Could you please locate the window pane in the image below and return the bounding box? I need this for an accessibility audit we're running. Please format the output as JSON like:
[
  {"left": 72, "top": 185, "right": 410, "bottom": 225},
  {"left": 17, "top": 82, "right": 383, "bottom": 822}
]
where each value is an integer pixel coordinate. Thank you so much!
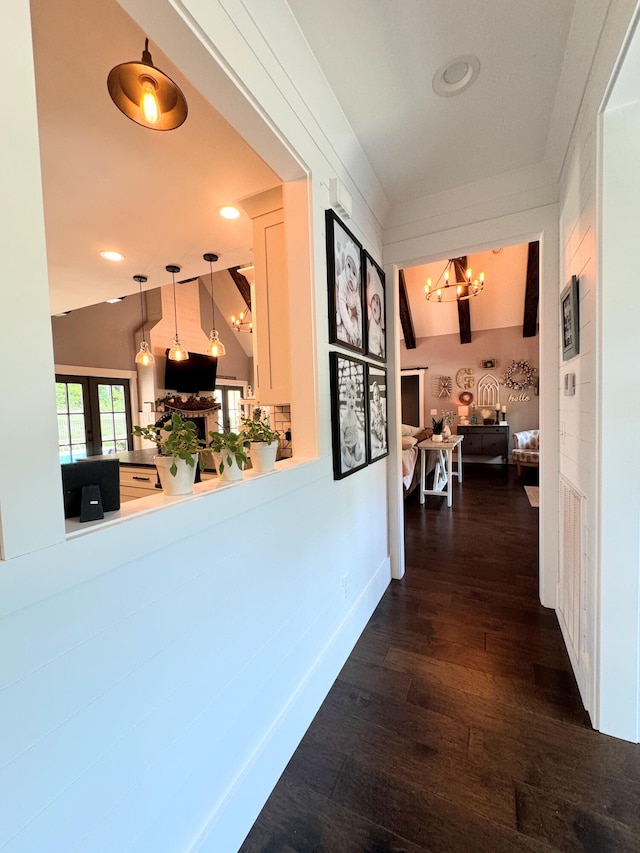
[
  {"left": 57, "top": 414, "right": 70, "bottom": 444},
  {"left": 113, "top": 412, "right": 127, "bottom": 438},
  {"left": 56, "top": 383, "right": 68, "bottom": 412},
  {"left": 101, "top": 440, "right": 116, "bottom": 455},
  {"left": 111, "top": 385, "right": 126, "bottom": 412},
  {"left": 67, "top": 384, "right": 84, "bottom": 413},
  {"left": 115, "top": 439, "right": 128, "bottom": 452},
  {"left": 98, "top": 384, "right": 113, "bottom": 412},
  {"left": 72, "top": 444, "right": 87, "bottom": 461},
  {"left": 100, "top": 412, "right": 115, "bottom": 441},
  {"left": 69, "top": 414, "right": 87, "bottom": 443},
  {"left": 227, "top": 389, "right": 242, "bottom": 432}
]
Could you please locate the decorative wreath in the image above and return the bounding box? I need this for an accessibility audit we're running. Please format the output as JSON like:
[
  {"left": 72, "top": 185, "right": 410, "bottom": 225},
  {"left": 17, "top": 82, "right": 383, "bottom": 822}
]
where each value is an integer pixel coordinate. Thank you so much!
[
  {"left": 459, "top": 391, "right": 473, "bottom": 405},
  {"left": 504, "top": 360, "right": 536, "bottom": 391}
]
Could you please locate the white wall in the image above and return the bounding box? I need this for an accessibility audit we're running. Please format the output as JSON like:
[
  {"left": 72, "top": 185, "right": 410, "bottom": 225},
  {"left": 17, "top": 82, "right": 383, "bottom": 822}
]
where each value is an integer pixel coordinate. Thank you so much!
[
  {"left": 0, "top": 4, "right": 391, "bottom": 853},
  {"left": 557, "top": 0, "right": 640, "bottom": 737}
]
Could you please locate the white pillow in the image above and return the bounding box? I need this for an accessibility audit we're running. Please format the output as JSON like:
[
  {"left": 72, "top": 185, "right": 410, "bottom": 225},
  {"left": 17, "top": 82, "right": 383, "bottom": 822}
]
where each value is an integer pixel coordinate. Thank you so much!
[
  {"left": 402, "top": 435, "right": 418, "bottom": 449},
  {"left": 401, "top": 424, "right": 420, "bottom": 437}
]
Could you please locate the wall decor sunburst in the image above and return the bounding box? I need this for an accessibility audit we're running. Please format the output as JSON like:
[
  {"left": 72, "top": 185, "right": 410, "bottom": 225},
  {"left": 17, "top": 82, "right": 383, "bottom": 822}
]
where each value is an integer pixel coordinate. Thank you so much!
[{"left": 432, "top": 375, "right": 452, "bottom": 398}]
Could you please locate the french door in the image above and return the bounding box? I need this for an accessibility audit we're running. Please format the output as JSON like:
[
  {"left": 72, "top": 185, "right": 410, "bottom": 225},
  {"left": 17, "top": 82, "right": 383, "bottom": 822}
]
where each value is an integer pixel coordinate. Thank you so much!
[
  {"left": 56, "top": 375, "right": 133, "bottom": 462},
  {"left": 212, "top": 385, "right": 243, "bottom": 433}
]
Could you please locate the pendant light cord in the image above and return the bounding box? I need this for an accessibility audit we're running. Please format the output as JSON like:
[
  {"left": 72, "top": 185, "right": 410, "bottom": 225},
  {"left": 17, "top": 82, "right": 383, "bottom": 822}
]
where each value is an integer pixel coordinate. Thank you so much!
[
  {"left": 139, "top": 282, "right": 146, "bottom": 340},
  {"left": 172, "top": 272, "right": 178, "bottom": 338},
  {"left": 210, "top": 261, "right": 215, "bottom": 329}
]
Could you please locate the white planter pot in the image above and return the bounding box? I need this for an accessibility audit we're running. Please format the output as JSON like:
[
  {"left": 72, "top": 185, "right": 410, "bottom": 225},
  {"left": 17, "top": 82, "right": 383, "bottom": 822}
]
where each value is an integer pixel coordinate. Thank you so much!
[
  {"left": 154, "top": 455, "right": 198, "bottom": 495},
  {"left": 431, "top": 434, "right": 443, "bottom": 443},
  {"left": 249, "top": 441, "right": 278, "bottom": 473},
  {"left": 212, "top": 451, "right": 244, "bottom": 482}
]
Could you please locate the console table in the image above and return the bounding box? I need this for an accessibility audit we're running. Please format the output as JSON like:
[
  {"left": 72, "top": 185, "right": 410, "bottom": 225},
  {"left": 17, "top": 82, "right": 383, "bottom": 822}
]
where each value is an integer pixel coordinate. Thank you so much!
[{"left": 456, "top": 424, "right": 509, "bottom": 464}]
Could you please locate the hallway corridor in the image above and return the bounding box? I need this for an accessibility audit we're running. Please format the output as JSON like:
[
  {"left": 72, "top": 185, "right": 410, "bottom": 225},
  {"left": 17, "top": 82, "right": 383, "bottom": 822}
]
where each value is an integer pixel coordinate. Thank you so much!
[{"left": 240, "top": 466, "right": 640, "bottom": 852}]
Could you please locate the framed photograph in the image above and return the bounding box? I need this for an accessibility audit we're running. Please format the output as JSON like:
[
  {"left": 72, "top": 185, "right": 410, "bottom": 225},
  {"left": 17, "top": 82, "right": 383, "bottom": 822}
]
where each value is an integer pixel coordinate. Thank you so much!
[
  {"left": 364, "top": 251, "right": 386, "bottom": 361},
  {"left": 330, "top": 352, "right": 367, "bottom": 479},
  {"left": 326, "top": 209, "right": 365, "bottom": 353},
  {"left": 367, "top": 364, "right": 388, "bottom": 463},
  {"left": 561, "top": 275, "right": 580, "bottom": 360},
  {"left": 481, "top": 358, "right": 496, "bottom": 369}
]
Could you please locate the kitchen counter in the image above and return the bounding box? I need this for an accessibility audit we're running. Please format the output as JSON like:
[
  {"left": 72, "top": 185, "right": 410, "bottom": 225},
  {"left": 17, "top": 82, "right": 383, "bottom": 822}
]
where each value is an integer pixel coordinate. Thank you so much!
[{"left": 88, "top": 448, "right": 217, "bottom": 472}]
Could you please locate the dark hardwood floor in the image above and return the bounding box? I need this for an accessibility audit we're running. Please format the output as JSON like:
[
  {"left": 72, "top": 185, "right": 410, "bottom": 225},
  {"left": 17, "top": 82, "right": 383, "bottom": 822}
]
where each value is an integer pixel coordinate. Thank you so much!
[{"left": 239, "top": 465, "right": 640, "bottom": 853}]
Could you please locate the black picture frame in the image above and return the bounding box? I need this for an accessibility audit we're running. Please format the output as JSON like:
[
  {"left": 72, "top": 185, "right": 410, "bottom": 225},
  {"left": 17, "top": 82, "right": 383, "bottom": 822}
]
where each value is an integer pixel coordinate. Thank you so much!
[
  {"left": 364, "top": 251, "right": 386, "bottom": 362},
  {"left": 367, "top": 364, "right": 388, "bottom": 463},
  {"left": 326, "top": 209, "right": 365, "bottom": 353},
  {"left": 330, "top": 352, "right": 367, "bottom": 479},
  {"left": 561, "top": 275, "right": 580, "bottom": 360}
]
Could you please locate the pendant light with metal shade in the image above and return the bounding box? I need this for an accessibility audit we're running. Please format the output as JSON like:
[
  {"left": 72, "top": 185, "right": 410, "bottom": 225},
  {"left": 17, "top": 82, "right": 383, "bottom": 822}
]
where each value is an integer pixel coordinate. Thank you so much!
[
  {"left": 166, "top": 264, "right": 188, "bottom": 361},
  {"left": 107, "top": 38, "right": 188, "bottom": 131},
  {"left": 133, "top": 274, "right": 155, "bottom": 366},
  {"left": 203, "top": 252, "right": 226, "bottom": 358}
]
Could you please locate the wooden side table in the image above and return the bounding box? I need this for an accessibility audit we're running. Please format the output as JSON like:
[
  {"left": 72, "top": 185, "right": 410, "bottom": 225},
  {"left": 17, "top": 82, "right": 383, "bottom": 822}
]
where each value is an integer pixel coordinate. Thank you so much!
[{"left": 416, "top": 435, "right": 463, "bottom": 507}]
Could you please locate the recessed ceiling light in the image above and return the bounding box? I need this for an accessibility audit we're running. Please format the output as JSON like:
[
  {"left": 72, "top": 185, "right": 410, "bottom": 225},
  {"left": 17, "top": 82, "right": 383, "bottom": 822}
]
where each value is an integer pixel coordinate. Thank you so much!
[
  {"left": 219, "top": 206, "right": 240, "bottom": 220},
  {"left": 433, "top": 55, "right": 480, "bottom": 97},
  {"left": 100, "top": 250, "right": 125, "bottom": 262},
  {"left": 106, "top": 297, "right": 124, "bottom": 303},
  {"left": 54, "top": 311, "right": 71, "bottom": 317}
]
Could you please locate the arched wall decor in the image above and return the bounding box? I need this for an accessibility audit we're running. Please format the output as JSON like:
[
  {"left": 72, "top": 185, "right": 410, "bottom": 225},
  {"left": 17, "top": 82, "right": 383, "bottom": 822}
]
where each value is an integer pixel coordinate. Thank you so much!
[{"left": 478, "top": 374, "right": 500, "bottom": 407}]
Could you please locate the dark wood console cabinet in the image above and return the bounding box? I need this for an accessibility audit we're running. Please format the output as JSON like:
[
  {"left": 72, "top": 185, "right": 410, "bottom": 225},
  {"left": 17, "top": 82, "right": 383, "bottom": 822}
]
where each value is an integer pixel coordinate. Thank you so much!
[{"left": 457, "top": 424, "right": 509, "bottom": 463}]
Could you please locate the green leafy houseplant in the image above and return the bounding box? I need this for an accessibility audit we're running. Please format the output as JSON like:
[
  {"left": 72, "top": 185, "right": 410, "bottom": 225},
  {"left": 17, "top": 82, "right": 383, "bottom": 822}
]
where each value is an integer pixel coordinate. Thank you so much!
[
  {"left": 132, "top": 412, "right": 204, "bottom": 476},
  {"left": 432, "top": 417, "right": 444, "bottom": 435},
  {"left": 208, "top": 430, "right": 249, "bottom": 474},
  {"left": 240, "top": 411, "right": 280, "bottom": 445}
]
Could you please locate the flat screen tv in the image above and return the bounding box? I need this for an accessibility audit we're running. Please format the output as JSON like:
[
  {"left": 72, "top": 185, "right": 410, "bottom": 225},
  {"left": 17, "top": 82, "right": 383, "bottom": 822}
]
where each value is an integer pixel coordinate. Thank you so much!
[
  {"left": 163, "top": 350, "right": 218, "bottom": 394},
  {"left": 61, "top": 459, "right": 120, "bottom": 520}
]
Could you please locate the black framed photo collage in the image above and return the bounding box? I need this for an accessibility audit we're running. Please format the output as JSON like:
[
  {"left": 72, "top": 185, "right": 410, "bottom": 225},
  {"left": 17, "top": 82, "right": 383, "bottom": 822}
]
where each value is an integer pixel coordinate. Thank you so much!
[{"left": 326, "top": 209, "right": 389, "bottom": 480}]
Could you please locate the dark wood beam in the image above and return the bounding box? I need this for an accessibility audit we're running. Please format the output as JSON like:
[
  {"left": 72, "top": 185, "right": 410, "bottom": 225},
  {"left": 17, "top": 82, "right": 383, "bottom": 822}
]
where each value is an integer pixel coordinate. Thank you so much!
[
  {"left": 456, "top": 256, "right": 472, "bottom": 344},
  {"left": 398, "top": 269, "right": 416, "bottom": 349},
  {"left": 523, "top": 241, "right": 539, "bottom": 338},
  {"left": 228, "top": 266, "right": 252, "bottom": 310}
]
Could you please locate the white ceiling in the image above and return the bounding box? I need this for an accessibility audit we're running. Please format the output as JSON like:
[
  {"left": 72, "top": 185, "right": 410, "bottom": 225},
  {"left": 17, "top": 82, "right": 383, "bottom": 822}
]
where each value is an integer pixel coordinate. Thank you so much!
[
  {"left": 286, "top": 0, "right": 601, "bottom": 205},
  {"left": 31, "top": 0, "right": 279, "bottom": 315}
]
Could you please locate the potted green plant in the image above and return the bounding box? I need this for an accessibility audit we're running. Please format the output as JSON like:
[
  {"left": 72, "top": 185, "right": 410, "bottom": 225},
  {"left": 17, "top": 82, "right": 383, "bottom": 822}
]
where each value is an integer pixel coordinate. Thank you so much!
[
  {"left": 431, "top": 416, "right": 444, "bottom": 443},
  {"left": 132, "top": 412, "right": 204, "bottom": 495},
  {"left": 240, "top": 410, "right": 280, "bottom": 473},
  {"left": 207, "top": 430, "right": 250, "bottom": 482}
]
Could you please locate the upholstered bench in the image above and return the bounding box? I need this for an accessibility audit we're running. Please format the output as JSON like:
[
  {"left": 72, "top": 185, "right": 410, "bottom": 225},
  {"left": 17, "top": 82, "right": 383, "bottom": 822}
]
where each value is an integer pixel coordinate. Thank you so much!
[{"left": 512, "top": 429, "right": 539, "bottom": 475}]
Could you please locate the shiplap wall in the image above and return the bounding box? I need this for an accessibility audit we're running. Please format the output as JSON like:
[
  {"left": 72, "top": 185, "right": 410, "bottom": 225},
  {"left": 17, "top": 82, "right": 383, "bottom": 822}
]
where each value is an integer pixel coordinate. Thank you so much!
[
  {"left": 0, "top": 2, "right": 392, "bottom": 852},
  {"left": 557, "top": 0, "right": 640, "bottom": 734},
  {"left": 557, "top": 116, "right": 596, "bottom": 709}
]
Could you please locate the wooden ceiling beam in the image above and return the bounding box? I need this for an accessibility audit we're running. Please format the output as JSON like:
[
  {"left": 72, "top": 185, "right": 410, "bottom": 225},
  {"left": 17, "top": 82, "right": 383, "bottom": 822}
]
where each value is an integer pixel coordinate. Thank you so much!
[
  {"left": 228, "top": 266, "right": 252, "bottom": 310},
  {"left": 523, "top": 241, "right": 539, "bottom": 337},
  {"left": 399, "top": 268, "right": 416, "bottom": 349},
  {"left": 456, "top": 256, "right": 472, "bottom": 344}
]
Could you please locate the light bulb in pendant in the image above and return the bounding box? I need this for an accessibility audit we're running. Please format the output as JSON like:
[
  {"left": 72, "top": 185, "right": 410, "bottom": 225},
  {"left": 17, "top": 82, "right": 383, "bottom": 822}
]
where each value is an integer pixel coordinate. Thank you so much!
[
  {"left": 140, "top": 77, "right": 160, "bottom": 124},
  {"left": 206, "top": 329, "right": 226, "bottom": 358},
  {"left": 168, "top": 335, "right": 188, "bottom": 361},
  {"left": 135, "top": 339, "right": 155, "bottom": 366}
]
